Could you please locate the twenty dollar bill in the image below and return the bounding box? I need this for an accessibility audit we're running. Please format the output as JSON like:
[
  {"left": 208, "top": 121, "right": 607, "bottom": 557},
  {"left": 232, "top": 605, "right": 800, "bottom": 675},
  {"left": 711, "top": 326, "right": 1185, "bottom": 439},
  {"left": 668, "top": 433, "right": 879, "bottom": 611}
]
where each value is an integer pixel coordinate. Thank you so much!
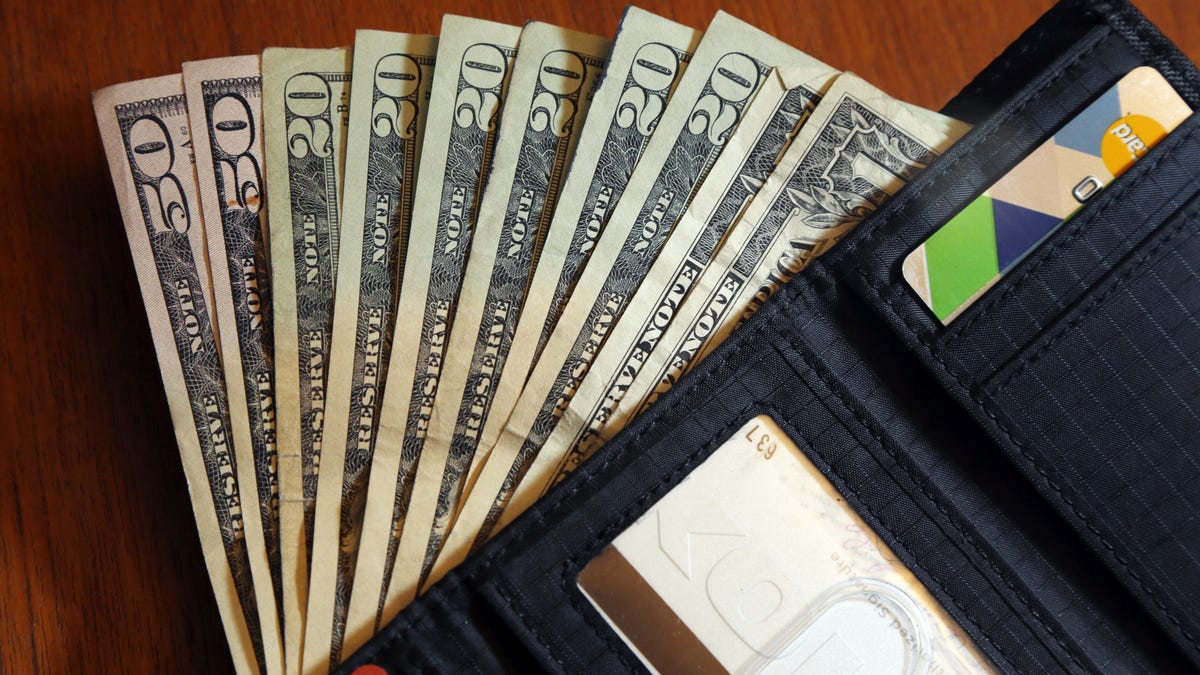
[
  {"left": 457, "top": 7, "right": 701, "bottom": 539},
  {"left": 431, "top": 10, "right": 826, "bottom": 585},
  {"left": 262, "top": 46, "right": 351, "bottom": 675},
  {"left": 393, "top": 21, "right": 611, "bottom": 610},
  {"left": 303, "top": 31, "right": 437, "bottom": 674},
  {"left": 341, "top": 16, "right": 521, "bottom": 656}
]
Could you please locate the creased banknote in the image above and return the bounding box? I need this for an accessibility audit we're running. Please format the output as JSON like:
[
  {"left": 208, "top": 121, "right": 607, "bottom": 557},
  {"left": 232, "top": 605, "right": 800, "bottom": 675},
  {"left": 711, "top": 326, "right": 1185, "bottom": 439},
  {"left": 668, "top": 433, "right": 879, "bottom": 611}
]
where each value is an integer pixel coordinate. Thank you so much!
[
  {"left": 183, "top": 56, "right": 285, "bottom": 675},
  {"left": 603, "top": 75, "right": 970, "bottom": 450},
  {"left": 529, "top": 64, "right": 839, "bottom": 499},
  {"left": 94, "top": 74, "right": 282, "bottom": 675},
  {"left": 458, "top": 7, "right": 701, "bottom": 536},
  {"left": 388, "top": 21, "right": 612, "bottom": 608},
  {"left": 262, "top": 46, "right": 351, "bottom": 675},
  {"left": 431, "top": 11, "right": 828, "bottom": 585},
  {"left": 302, "top": 31, "right": 436, "bottom": 675},
  {"left": 340, "top": 16, "right": 521, "bottom": 655}
]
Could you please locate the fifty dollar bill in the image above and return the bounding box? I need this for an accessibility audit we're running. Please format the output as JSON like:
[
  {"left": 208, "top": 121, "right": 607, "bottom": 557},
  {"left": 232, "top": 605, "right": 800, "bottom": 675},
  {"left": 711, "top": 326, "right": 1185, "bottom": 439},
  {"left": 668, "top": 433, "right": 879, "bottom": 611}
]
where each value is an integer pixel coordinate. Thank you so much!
[
  {"left": 183, "top": 55, "right": 285, "bottom": 675},
  {"left": 94, "top": 74, "right": 281, "bottom": 675}
]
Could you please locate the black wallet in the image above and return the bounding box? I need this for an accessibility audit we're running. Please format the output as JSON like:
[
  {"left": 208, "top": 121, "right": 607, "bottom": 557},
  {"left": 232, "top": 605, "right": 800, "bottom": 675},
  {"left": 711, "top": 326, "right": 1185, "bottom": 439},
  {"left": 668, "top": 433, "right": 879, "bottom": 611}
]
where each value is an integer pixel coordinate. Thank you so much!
[{"left": 339, "top": 0, "right": 1200, "bottom": 671}]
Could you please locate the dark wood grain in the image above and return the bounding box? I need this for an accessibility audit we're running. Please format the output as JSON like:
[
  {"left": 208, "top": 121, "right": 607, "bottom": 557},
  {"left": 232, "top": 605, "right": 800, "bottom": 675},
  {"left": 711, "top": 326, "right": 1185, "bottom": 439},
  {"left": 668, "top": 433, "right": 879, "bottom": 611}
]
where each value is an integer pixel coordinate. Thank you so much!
[{"left": 0, "top": 0, "right": 1196, "bottom": 672}]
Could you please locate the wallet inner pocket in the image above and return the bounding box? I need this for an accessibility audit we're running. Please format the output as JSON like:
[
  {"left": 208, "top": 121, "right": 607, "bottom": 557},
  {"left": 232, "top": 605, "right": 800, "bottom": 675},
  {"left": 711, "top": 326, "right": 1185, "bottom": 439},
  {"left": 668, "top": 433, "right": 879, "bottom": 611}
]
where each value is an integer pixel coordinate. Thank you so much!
[
  {"left": 823, "top": 0, "right": 1200, "bottom": 360},
  {"left": 942, "top": 112, "right": 1200, "bottom": 381},
  {"left": 574, "top": 414, "right": 995, "bottom": 674},
  {"left": 979, "top": 194, "right": 1200, "bottom": 659}
]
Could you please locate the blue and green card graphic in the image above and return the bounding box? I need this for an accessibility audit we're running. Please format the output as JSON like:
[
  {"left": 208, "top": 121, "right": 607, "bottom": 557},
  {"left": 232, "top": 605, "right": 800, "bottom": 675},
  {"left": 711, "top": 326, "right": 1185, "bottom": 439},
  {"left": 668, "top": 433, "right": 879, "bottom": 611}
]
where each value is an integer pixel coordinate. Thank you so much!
[{"left": 903, "top": 67, "right": 1192, "bottom": 324}]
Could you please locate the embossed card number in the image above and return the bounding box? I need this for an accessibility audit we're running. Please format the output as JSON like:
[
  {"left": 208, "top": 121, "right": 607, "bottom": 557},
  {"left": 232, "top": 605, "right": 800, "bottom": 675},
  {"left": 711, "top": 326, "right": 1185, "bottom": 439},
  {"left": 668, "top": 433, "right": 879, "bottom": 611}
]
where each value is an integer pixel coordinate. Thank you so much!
[{"left": 578, "top": 416, "right": 993, "bottom": 674}]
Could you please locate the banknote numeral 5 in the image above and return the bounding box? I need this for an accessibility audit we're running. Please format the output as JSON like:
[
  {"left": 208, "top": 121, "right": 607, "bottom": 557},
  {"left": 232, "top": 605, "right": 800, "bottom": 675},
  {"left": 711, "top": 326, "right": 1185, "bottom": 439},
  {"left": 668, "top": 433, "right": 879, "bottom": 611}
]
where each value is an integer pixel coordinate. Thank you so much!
[
  {"left": 285, "top": 73, "right": 334, "bottom": 159},
  {"left": 455, "top": 43, "right": 509, "bottom": 131},
  {"left": 688, "top": 53, "right": 760, "bottom": 145},
  {"left": 126, "top": 114, "right": 190, "bottom": 234},
  {"left": 529, "top": 50, "right": 585, "bottom": 137},
  {"left": 209, "top": 93, "right": 263, "bottom": 214},
  {"left": 373, "top": 54, "right": 422, "bottom": 139},
  {"left": 616, "top": 43, "right": 681, "bottom": 136}
]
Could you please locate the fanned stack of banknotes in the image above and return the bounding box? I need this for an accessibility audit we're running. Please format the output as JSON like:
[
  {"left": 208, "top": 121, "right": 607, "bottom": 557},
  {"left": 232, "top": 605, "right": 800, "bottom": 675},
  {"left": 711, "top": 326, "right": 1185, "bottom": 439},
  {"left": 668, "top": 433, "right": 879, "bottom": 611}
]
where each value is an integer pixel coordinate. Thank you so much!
[{"left": 94, "top": 8, "right": 970, "bottom": 675}]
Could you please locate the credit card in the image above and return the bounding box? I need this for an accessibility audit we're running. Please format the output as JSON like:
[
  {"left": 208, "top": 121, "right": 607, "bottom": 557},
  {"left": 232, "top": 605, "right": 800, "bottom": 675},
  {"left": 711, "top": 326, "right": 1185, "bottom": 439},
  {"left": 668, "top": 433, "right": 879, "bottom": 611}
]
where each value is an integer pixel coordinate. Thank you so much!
[
  {"left": 903, "top": 66, "right": 1192, "bottom": 324},
  {"left": 578, "top": 416, "right": 993, "bottom": 674}
]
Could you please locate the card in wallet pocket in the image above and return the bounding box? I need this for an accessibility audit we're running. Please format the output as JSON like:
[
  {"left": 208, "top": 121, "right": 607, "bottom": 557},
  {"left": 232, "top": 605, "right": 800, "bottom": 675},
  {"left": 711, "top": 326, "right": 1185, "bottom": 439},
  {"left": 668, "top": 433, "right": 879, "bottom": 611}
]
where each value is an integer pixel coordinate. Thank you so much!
[{"left": 902, "top": 66, "right": 1192, "bottom": 324}]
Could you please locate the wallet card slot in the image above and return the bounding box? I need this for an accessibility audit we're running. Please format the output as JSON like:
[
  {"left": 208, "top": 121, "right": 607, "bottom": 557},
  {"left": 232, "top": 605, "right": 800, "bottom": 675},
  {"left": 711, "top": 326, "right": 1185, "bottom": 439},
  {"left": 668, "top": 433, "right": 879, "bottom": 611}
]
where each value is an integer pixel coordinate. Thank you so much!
[
  {"left": 944, "top": 112, "right": 1200, "bottom": 382},
  {"left": 822, "top": 0, "right": 1200, "bottom": 365},
  {"left": 980, "top": 196, "right": 1200, "bottom": 658},
  {"left": 822, "top": 22, "right": 1145, "bottom": 341},
  {"left": 983, "top": 162, "right": 1200, "bottom": 392},
  {"left": 803, "top": 5, "right": 1200, "bottom": 659}
]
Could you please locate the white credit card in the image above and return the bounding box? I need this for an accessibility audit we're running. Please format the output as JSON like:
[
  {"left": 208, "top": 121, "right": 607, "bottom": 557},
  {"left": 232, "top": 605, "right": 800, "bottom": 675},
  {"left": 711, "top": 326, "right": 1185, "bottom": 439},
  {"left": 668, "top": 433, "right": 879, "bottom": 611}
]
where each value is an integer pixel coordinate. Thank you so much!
[{"left": 578, "top": 415, "right": 993, "bottom": 674}]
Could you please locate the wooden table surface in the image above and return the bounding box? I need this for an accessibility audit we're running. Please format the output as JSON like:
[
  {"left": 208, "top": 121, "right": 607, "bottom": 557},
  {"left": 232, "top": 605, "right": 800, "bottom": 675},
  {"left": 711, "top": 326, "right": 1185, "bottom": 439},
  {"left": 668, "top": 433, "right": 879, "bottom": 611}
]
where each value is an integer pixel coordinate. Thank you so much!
[{"left": 1, "top": 0, "right": 1196, "bottom": 671}]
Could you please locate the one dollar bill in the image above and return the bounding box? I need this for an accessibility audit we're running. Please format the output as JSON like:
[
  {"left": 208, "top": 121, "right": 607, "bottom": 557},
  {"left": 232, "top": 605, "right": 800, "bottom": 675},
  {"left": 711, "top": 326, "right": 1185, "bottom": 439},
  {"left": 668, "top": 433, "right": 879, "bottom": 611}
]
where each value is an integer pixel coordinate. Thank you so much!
[
  {"left": 604, "top": 74, "right": 970, "bottom": 447},
  {"left": 341, "top": 16, "right": 521, "bottom": 656},
  {"left": 262, "top": 46, "right": 351, "bottom": 675},
  {"left": 303, "top": 31, "right": 437, "bottom": 675},
  {"left": 94, "top": 74, "right": 282, "bottom": 675}
]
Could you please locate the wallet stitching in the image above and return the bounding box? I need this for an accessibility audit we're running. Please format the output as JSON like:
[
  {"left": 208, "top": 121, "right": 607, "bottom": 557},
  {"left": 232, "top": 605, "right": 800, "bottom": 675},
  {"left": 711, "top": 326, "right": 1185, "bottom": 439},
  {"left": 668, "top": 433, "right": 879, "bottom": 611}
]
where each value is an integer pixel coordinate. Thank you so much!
[
  {"left": 864, "top": 248, "right": 1200, "bottom": 654},
  {"left": 349, "top": 574, "right": 462, "bottom": 668},
  {"left": 995, "top": 205, "right": 1200, "bottom": 392},
  {"left": 1106, "top": 1, "right": 1200, "bottom": 103},
  {"left": 473, "top": 299, "right": 791, "bottom": 672},
  {"left": 538, "top": 301, "right": 1030, "bottom": 674},
  {"left": 768, "top": 309, "right": 1086, "bottom": 672},
  {"left": 951, "top": 120, "right": 1200, "bottom": 343},
  {"left": 497, "top": 543, "right": 630, "bottom": 672}
]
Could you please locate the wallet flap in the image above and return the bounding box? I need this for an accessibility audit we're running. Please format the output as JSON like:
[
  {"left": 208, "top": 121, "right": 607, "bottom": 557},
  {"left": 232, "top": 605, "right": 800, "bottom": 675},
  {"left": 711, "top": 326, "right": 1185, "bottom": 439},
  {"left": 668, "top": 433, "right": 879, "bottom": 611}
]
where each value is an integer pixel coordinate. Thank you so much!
[{"left": 823, "top": 0, "right": 1200, "bottom": 663}]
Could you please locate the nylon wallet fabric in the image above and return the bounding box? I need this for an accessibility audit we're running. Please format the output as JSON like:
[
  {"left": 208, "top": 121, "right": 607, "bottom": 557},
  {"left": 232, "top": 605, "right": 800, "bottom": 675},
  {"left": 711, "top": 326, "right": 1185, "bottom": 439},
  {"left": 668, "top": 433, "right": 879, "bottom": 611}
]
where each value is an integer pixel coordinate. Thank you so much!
[{"left": 339, "top": 1, "right": 1200, "bottom": 672}]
